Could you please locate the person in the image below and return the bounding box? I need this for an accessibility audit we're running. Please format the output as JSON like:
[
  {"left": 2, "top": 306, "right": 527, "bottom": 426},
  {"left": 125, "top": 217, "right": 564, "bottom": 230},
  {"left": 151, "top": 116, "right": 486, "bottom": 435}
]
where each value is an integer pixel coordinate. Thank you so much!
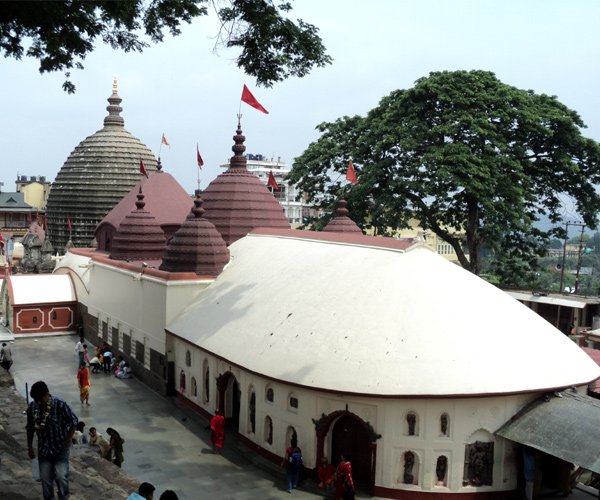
[
  {"left": 89, "top": 354, "right": 102, "bottom": 373},
  {"left": 127, "top": 481, "right": 156, "bottom": 500},
  {"left": 88, "top": 426, "right": 110, "bottom": 459},
  {"left": 106, "top": 427, "right": 124, "bottom": 467},
  {"left": 210, "top": 409, "right": 225, "bottom": 453},
  {"left": 0, "top": 342, "right": 12, "bottom": 370},
  {"left": 72, "top": 421, "right": 88, "bottom": 445},
  {"left": 334, "top": 453, "right": 355, "bottom": 500},
  {"left": 77, "top": 361, "right": 91, "bottom": 405},
  {"left": 83, "top": 343, "right": 91, "bottom": 364},
  {"left": 318, "top": 456, "right": 335, "bottom": 489},
  {"left": 159, "top": 491, "right": 179, "bottom": 500},
  {"left": 74, "top": 336, "right": 85, "bottom": 365},
  {"left": 116, "top": 361, "right": 132, "bottom": 379},
  {"left": 281, "top": 437, "right": 302, "bottom": 493},
  {"left": 102, "top": 344, "right": 112, "bottom": 374},
  {"left": 26, "top": 380, "right": 78, "bottom": 500}
]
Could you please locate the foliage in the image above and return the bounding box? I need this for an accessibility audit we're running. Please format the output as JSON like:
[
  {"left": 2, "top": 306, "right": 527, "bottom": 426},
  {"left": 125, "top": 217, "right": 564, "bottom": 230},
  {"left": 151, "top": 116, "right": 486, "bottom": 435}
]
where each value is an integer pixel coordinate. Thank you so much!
[
  {"left": 289, "top": 70, "right": 600, "bottom": 276},
  {"left": 0, "top": 0, "right": 330, "bottom": 92}
]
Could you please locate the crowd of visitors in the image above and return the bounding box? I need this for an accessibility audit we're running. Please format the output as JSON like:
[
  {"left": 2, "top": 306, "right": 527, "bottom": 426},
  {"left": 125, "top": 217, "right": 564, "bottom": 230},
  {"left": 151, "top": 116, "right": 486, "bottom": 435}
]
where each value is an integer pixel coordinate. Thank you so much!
[{"left": 23, "top": 336, "right": 357, "bottom": 499}]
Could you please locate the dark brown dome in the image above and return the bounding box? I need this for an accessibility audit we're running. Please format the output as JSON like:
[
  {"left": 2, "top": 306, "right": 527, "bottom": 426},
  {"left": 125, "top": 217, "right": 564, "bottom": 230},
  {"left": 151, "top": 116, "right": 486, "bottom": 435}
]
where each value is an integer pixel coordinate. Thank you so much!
[
  {"left": 46, "top": 79, "right": 157, "bottom": 252},
  {"left": 160, "top": 192, "right": 230, "bottom": 275},
  {"left": 110, "top": 188, "right": 166, "bottom": 261},
  {"left": 322, "top": 199, "right": 362, "bottom": 234},
  {"left": 201, "top": 122, "right": 289, "bottom": 245}
]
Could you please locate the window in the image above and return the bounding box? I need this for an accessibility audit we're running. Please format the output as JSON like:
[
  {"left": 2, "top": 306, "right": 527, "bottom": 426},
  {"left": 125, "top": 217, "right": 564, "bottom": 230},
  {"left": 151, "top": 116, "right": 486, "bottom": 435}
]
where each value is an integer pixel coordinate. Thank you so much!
[
  {"left": 266, "top": 386, "right": 274, "bottom": 403},
  {"left": 435, "top": 455, "right": 448, "bottom": 486},
  {"left": 403, "top": 451, "right": 419, "bottom": 485},
  {"left": 440, "top": 413, "right": 450, "bottom": 437},
  {"left": 185, "top": 350, "right": 191, "bottom": 367},
  {"left": 179, "top": 370, "right": 186, "bottom": 393},
  {"left": 406, "top": 411, "right": 418, "bottom": 436},
  {"left": 248, "top": 389, "right": 256, "bottom": 434},
  {"left": 264, "top": 416, "right": 273, "bottom": 445},
  {"left": 202, "top": 359, "right": 210, "bottom": 403},
  {"left": 463, "top": 441, "right": 494, "bottom": 486},
  {"left": 191, "top": 377, "right": 197, "bottom": 397},
  {"left": 52, "top": 311, "right": 57, "bottom": 320},
  {"left": 285, "top": 426, "right": 297, "bottom": 447},
  {"left": 289, "top": 396, "right": 299, "bottom": 409},
  {"left": 32, "top": 316, "right": 38, "bottom": 324}
]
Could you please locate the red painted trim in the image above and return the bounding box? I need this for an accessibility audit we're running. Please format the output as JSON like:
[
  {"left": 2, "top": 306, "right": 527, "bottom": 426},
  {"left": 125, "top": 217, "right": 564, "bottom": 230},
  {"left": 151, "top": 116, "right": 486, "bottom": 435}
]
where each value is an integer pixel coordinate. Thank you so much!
[
  {"left": 70, "top": 248, "right": 218, "bottom": 281},
  {"left": 166, "top": 331, "right": 583, "bottom": 399},
  {"left": 250, "top": 227, "right": 416, "bottom": 252},
  {"left": 175, "top": 392, "right": 212, "bottom": 421},
  {"left": 372, "top": 485, "right": 517, "bottom": 499},
  {"left": 238, "top": 433, "right": 284, "bottom": 467}
]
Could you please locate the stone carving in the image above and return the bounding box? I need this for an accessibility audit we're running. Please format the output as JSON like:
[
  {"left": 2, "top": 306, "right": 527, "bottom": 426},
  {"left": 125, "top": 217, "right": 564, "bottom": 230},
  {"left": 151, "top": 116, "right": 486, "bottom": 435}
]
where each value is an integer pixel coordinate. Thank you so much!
[{"left": 403, "top": 451, "right": 415, "bottom": 484}]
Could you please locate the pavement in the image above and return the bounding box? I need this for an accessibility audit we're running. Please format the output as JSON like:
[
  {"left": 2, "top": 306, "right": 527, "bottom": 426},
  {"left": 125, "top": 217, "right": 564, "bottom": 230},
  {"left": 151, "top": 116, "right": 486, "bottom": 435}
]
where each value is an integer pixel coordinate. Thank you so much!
[{"left": 8, "top": 335, "right": 330, "bottom": 500}]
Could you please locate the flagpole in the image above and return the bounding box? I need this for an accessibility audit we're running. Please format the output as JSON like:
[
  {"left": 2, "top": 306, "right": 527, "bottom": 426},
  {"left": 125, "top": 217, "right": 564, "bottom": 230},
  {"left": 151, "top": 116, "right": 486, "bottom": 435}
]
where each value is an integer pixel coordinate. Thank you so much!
[{"left": 197, "top": 163, "right": 201, "bottom": 191}]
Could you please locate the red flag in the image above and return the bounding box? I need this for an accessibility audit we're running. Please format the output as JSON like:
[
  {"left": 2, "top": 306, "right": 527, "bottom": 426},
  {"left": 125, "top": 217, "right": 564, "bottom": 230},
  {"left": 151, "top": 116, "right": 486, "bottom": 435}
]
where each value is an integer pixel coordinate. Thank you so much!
[
  {"left": 140, "top": 158, "right": 149, "bottom": 178},
  {"left": 28, "top": 211, "right": 32, "bottom": 225},
  {"left": 36, "top": 208, "right": 40, "bottom": 225},
  {"left": 67, "top": 217, "right": 72, "bottom": 232},
  {"left": 43, "top": 214, "right": 47, "bottom": 230},
  {"left": 346, "top": 160, "right": 359, "bottom": 185},
  {"left": 197, "top": 144, "right": 204, "bottom": 169},
  {"left": 267, "top": 170, "right": 279, "bottom": 191},
  {"left": 0, "top": 228, "right": 4, "bottom": 249},
  {"left": 241, "top": 84, "right": 269, "bottom": 114}
]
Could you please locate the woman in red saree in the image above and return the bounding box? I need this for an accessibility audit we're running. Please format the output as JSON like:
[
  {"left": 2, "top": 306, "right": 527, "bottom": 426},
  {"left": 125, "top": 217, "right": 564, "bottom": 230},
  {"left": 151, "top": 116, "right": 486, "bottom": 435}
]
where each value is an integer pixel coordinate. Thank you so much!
[
  {"left": 334, "top": 453, "right": 355, "bottom": 500},
  {"left": 76, "top": 362, "right": 91, "bottom": 405},
  {"left": 210, "top": 409, "right": 225, "bottom": 453}
]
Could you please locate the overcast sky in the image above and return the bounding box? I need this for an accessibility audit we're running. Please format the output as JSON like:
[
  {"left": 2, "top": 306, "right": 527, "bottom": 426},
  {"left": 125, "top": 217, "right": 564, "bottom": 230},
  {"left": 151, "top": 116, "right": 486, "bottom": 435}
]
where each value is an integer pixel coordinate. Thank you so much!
[{"left": 2, "top": 0, "right": 599, "bottom": 223}]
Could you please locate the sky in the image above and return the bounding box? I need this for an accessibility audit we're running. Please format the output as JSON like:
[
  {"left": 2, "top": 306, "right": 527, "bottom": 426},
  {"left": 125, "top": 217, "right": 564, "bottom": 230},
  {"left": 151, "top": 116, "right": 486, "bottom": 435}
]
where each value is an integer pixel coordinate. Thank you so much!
[{"left": 1, "top": 0, "right": 600, "bottom": 225}]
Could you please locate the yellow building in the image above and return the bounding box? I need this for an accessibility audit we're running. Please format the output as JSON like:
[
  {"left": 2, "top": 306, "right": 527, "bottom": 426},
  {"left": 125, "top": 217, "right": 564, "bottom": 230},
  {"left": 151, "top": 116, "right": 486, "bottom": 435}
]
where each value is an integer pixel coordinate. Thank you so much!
[{"left": 15, "top": 176, "right": 51, "bottom": 210}]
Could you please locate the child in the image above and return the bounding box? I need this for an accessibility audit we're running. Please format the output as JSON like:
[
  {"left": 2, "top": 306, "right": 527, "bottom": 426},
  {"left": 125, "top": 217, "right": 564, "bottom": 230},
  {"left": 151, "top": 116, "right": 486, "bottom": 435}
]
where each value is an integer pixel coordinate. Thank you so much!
[{"left": 318, "top": 456, "right": 335, "bottom": 489}]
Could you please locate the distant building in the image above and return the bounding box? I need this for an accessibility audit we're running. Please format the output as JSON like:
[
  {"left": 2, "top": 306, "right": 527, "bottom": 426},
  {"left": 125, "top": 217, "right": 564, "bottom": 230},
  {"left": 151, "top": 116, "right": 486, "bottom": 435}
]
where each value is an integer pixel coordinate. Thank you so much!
[
  {"left": 0, "top": 191, "right": 36, "bottom": 238},
  {"left": 220, "top": 154, "right": 317, "bottom": 227},
  {"left": 15, "top": 174, "right": 52, "bottom": 210}
]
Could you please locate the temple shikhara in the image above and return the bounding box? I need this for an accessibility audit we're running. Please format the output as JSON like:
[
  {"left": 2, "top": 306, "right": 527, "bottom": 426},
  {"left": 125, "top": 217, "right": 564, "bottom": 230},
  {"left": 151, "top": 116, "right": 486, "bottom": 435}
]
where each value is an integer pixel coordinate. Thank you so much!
[{"left": 2, "top": 84, "right": 600, "bottom": 499}]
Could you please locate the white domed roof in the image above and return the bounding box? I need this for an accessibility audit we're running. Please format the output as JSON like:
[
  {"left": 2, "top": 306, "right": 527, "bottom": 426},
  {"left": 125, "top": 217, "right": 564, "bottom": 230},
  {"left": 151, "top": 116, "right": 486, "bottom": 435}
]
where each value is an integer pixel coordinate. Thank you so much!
[{"left": 167, "top": 231, "right": 600, "bottom": 396}]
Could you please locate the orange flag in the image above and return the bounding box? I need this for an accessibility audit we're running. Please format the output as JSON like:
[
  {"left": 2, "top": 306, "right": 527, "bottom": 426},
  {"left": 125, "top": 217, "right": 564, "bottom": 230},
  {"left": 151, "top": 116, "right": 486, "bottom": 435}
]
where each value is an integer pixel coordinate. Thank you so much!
[
  {"left": 346, "top": 160, "right": 358, "bottom": 185},
  {"left": 267, "top": 170, "right": 279, "bottom": 190},
  {"left": 140, "top": 159, "right": 149, "bottom": 178},
  {"left": 161, "top": 133, "right": 170, "bottom": 148},
  {"left": 241, "top": 84, "right": 269, "bottom": 114}
]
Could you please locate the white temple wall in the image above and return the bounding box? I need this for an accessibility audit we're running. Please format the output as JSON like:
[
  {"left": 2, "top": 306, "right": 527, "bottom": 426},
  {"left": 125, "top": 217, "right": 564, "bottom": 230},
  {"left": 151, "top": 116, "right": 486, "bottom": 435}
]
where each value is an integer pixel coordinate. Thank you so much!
[{"left": 172, "top": 335, "right": 550, "bottom": 494}]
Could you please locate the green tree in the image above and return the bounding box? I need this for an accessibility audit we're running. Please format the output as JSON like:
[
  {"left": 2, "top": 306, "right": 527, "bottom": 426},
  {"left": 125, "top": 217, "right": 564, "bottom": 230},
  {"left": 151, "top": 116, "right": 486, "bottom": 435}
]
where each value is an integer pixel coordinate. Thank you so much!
[
  {"left": 289, "top": 70, "right": 600, "bottom": 275},
  {"left": 0, "top": 0, "right": 331, "bottom": 93}
]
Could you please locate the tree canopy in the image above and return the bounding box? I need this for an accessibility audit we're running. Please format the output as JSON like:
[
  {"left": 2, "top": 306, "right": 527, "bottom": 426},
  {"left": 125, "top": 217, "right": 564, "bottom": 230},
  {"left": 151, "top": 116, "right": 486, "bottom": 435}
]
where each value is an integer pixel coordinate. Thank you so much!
[
  {"left": 0, "top": 0, "right": 331, "bottom": 92},
  {"left": 288, "top": 70, "right": 600, "bottom": 276}
]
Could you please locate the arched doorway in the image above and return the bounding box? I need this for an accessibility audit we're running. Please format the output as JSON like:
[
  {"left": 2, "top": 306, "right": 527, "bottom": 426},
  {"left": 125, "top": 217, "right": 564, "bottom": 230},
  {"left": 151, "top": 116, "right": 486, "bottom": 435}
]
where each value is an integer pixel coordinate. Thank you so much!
[
  {"left": 217, "top": 372, "right": 240, "bottom": 432},
  {"left": 331, "top": 414, "right": 373, "bottom": 487}
]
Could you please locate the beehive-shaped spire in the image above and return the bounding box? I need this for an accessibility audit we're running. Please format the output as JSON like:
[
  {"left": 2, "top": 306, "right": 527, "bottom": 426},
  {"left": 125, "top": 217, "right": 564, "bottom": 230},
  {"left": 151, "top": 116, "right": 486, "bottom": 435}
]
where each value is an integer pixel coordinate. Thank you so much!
[
  {"left": 46, "top": 78, "right": 157, "bottom": 252},
  {"left": 160, "top": 191, "right": 230, "bottom": 275},
  {"left": 200, "top": 121, "right": 289, "bottom": 245},
  {"left": 322, "top": 199, "right": 363, "bottom": 234},
  {"left": 110, "top": 188, "right": 166, "bottom": 261}
]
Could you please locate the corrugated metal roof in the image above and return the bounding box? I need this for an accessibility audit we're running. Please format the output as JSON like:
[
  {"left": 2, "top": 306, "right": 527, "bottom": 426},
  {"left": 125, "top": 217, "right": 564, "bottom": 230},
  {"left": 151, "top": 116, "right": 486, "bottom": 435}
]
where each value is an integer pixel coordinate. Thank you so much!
[
  {"left": 506, "top": 291, "right": 597, "bottom": 309},
  {"left": 496, "top": 391, "right": 600, "bottom": 473}
]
